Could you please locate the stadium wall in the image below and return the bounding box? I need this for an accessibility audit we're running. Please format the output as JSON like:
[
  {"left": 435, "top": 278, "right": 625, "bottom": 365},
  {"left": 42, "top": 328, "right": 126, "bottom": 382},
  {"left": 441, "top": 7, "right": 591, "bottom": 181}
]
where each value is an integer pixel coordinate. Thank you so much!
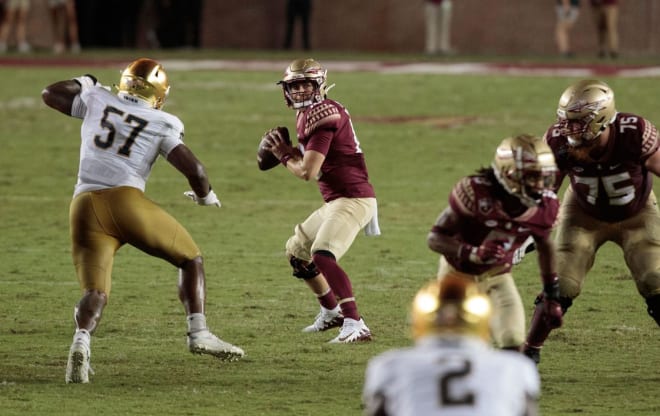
[{"left": 18, "top": 0, "right": 660, "bottom": 57}]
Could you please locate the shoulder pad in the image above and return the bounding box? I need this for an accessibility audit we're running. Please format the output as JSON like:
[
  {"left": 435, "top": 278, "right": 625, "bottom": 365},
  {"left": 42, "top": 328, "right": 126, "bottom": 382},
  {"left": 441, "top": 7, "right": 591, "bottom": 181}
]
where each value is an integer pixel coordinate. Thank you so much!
[{"left": 304, "top": 102, "right": 341, "bottom": 136}]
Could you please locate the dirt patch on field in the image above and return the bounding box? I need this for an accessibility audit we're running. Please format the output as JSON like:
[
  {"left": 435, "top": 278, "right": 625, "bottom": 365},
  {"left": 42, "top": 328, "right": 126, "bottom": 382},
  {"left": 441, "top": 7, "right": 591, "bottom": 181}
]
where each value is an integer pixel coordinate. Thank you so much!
[{"left": 354, "top": 115, "right": 478, "bottom": 128}]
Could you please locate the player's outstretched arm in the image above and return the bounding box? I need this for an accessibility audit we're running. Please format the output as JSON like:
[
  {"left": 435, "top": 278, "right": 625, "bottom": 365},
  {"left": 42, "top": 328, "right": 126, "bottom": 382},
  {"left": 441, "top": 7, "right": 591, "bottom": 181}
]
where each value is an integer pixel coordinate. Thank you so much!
[{"left": 168, "top": 144, "right": 220, "bottom": 207}]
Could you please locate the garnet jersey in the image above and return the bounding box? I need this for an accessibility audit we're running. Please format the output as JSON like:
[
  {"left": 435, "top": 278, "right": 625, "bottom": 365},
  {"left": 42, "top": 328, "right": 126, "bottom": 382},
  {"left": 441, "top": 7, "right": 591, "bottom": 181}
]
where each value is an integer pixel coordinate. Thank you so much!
[
  {"left": 73, "top": 86, "right": 184, "bottom": 197},
  {"left": 363, "top": 337, "right": 540, "bottom": 416},
  {"left": 545, "top": 112, "right": 660, "bottom": 221},
  {"left": 446, "top": 174, "right": 559, "bottom": 275},
  {"left": 296, "top": 99, "right": 376, "bottom": 202}
]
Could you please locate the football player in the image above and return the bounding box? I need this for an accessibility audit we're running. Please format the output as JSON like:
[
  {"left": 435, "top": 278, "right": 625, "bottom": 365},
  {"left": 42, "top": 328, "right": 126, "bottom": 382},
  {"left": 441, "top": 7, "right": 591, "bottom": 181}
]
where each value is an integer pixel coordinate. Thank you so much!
[
  {"left": 523, "top": 79, "right": 660, "bottom": 363},
  {"left": 41, "top": 58, "right": 244, "bottom": 383},
  {"left": 427, "top": 134, "right": 562, "bottom": 351},
  {"left": 363, "top": 275, "right": 540, "bottom": 416},
  {"left": 261, "top": 58, "right": 380, "bottom": 343}
]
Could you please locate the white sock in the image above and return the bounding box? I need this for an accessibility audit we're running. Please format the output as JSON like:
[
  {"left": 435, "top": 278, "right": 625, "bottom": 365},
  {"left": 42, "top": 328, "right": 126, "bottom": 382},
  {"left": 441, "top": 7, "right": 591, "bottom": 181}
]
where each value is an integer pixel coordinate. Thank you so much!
[{"left": 187, "top": 313, "right": 207, "bottom": 333}]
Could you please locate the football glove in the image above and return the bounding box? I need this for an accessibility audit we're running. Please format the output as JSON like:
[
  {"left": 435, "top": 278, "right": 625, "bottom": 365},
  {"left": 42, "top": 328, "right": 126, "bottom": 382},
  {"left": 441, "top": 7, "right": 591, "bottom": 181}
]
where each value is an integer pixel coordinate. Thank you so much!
[
  {"left": 458, "top": 240, "right": 506, "bottom": 265},
  {"left": 184, "top": 190, "right": 221, "bottom": 207},
  {"left": 542, "top": 279, "right": 563, "bottom": 329}
]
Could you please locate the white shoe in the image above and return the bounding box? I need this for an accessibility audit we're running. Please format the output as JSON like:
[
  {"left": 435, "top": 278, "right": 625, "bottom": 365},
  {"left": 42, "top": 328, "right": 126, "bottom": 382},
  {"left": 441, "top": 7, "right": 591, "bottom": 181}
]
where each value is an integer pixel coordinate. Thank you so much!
[
  {"left": 65, "top": 341, "right": 91, "bottom": 383},
  {"left": 302, "top": 306, "right": 344, "bottom": 332},
  {"left": 187, "top": 330, "right": 245, "bottom": 362},
  {"left": 329, "top": 318, "right": 372, "bottom": 343}
]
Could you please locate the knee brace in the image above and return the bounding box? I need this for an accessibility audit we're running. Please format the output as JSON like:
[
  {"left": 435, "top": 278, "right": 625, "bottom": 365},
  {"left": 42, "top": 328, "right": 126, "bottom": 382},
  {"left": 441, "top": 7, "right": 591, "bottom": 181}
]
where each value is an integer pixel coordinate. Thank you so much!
[
  {"left": 646, "top": 294, "right": 660, "bottom": 326},
  {"left": 289, "top": 256, "right": 320, "bottom": 280}
]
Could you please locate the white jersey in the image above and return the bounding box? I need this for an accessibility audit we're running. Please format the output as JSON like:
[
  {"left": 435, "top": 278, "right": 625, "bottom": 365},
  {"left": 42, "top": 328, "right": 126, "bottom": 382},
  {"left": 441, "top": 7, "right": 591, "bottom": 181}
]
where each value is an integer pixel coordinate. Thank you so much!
[
  {"left": 72, "top": 86, "right": 184, "bottom": 197},
  {"left": 363, "top": 336, "right": 540, "bottom": 416}
]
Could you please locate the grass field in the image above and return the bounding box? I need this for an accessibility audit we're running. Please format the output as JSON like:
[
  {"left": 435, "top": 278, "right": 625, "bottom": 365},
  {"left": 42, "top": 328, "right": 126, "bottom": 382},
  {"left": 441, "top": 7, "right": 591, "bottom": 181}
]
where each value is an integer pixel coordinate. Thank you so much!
[{"left": 0, "top": 50, "right": 659, "bottom": 415}]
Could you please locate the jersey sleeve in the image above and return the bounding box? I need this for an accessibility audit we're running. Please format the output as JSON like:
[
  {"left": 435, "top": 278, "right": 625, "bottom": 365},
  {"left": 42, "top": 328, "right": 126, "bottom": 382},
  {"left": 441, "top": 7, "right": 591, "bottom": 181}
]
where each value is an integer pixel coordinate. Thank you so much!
[
  {"left": 448, "top": 177, "right": 477, "bottom": 218},
  {"left": 640, "top": 117, "right": 660, "bottom": 161},
  {"left": 158, "top": 114, "right": 185, "bottom": 158}
]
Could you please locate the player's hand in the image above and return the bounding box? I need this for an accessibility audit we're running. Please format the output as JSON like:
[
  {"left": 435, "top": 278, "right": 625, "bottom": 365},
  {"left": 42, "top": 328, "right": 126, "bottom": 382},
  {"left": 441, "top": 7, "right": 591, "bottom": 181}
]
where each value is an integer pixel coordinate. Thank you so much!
[
  {"left": 184, "top": 190, "right": 221, "bottom": 207},
  {"left": 262, "top": 127, "right": 293, "bottom": 160},
  {"left": 542, "top": 298, "right": 563, "bottom": 328},
  {"left": 542, "top": 280, "right": 563, "bottom": 328},
  {"left": 459, "top": 240, "right": 507, "bottom": 264}
]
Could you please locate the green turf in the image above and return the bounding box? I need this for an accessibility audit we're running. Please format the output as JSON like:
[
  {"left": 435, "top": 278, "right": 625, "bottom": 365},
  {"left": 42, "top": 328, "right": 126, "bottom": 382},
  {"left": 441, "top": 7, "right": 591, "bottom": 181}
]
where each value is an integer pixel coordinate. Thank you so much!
[{"left": 0, "top": 53, "right": 658, "bottom": 416}]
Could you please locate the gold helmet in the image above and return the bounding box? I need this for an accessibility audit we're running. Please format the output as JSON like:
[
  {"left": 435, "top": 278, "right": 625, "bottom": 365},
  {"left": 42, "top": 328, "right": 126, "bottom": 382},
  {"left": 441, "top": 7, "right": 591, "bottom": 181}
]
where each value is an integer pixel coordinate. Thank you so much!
[
  {"left": 277, "top": 58, "right": 332, "bottom": 109},
  {"left": 118, "top": 58, "right": 170, "bottom": 109},
  {"left": 556, "top": 79, "right": 617, "bottom": 147},
  {"left": 491, "top": 134, "right": 558, "bottom": 207},
  {"left": 411, "top": 274, "right": 492, "bottom": 341}
]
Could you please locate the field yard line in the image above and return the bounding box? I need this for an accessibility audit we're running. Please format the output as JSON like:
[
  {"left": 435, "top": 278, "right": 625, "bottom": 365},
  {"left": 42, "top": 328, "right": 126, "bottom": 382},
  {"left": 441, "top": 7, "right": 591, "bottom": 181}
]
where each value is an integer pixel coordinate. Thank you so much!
[{"left": 1, "top": 57, "right": 660, "bottom": 77}]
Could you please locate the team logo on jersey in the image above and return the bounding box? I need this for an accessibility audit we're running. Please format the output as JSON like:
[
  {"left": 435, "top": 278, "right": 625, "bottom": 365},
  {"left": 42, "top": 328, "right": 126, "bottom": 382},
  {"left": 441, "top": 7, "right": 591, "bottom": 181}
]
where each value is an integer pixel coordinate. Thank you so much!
[{"left": 478, "top": 198, "right": 493, "bottom": 215}]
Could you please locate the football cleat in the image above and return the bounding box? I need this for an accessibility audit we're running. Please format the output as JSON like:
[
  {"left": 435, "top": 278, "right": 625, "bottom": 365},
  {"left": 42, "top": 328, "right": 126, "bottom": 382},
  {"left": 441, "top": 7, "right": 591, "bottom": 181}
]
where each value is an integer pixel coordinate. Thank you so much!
[
  {"left": 65, "top": 340, "right": 91, "bottom": 384},
  {"left": 187, "top": 330, "right": 245, "bottom": 362},
  {"left": 303, "top": 306, "right": 344, "bottom": 332},
  {"left": 329, "top": 318, "right": 372, "bottom": 343}
]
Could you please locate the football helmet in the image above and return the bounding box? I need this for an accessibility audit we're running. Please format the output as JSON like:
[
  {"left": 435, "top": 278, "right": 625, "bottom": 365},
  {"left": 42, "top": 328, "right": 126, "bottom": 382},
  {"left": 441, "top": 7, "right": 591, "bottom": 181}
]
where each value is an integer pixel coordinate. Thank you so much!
[
  {"left": 277, "top": 58, "right": 333, "bottom": 109},
  {"left": 556, "top": 79, "right": 617, "bottom": 147},
  {"left": 492, "top": 134, "right": 558, "bottom": 207},
  {"left": 118, "top": 58, "right": 170, "bottom": 109},
  {"left": 411, "top": 274, "right": 492, "bottom": 341}
]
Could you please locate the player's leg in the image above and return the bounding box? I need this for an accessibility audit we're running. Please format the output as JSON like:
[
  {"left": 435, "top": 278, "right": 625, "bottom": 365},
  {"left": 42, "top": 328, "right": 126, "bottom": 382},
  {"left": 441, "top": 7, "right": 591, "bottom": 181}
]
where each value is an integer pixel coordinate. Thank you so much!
[
  {"left": 110, "top": 187, "right": 244, "bottom": 361},
  {"left": 524, "top": 190, "right": 601, "bottom": 363},
  {"left": 481, "top": 273, "right": 526, "bottom": 350},
  {"left": 311, "top": 198, "right": 376, "bottom": 343},
  {"left": 621, "top": 194, "right": 660, "bottom": 326},
  {"left": 286, "top": 208, "right": 344, "bottom": 332},
  {"left": 66, "top": 192, "right": 120, "bottom": 383}
]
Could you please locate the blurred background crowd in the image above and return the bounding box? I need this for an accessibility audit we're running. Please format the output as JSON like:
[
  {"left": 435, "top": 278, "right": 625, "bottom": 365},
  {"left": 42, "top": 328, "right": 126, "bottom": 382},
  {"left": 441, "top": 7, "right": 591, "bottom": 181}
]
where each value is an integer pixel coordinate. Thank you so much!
[{"left": 0, "top": 0, "right": 658, "bottom": 58}]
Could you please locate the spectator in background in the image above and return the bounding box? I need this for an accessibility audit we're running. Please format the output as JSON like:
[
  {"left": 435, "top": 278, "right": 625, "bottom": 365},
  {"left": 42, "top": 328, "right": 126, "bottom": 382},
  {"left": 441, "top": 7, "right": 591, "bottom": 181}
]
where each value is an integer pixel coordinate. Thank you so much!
[
  {"left": 424, "top": 0, "right": 453, "bottom": 56},
  {"left": 590, "top": 0, "right": 619, "bottom": 58},
  {"left": 555, "top": 0, "right": 580, "bottom": 58},
  {"left": 283, "top": 0, "right": 312, "bottom": 50},
  {"left": 49, "top": 0, "right": 80, "bottom": 54},
  {"left": 0, "top": 0, "right": 31, "bottom": 53}
]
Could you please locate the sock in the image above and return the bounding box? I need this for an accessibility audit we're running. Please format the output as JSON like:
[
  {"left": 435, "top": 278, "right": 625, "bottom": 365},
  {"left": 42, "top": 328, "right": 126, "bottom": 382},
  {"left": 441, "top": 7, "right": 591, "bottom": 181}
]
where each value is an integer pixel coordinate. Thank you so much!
[
  {"left": 187, "top": 313, "right": 207, "bottom": 334},
  {"left": 317, "top": 287, "right": 339, "bottom": 310},
  {"left": 526, "top": 301, "right": 553, "bottom": 348},
  {"left": 312, "top": 252, "right": 360, "bottom": 321}
]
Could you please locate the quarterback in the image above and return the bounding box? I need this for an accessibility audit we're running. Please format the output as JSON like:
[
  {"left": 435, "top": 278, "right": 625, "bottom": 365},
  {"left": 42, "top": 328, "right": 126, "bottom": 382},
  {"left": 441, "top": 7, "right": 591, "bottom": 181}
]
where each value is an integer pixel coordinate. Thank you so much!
[
  {"left": 427, "top": 134, "right": 562, "bottom": 351},
  {"left": 261, "top": 58, "right": 380, "bottom": 343},
  {"left": 524, "top": 79, "right": 660, "bottom": 363},
  {"left": 363, "top": 274, "right": 540, "bottom": 416},
  {"left": 41, "top": 58, "right": 244, "bottom": 383}
]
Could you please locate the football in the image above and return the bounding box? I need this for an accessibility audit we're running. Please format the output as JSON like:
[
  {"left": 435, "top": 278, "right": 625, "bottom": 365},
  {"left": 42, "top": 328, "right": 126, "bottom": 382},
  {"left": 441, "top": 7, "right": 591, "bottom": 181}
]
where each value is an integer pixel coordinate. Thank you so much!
[{"left": 257, "top": 126, "right": 291, "bottom": 171}]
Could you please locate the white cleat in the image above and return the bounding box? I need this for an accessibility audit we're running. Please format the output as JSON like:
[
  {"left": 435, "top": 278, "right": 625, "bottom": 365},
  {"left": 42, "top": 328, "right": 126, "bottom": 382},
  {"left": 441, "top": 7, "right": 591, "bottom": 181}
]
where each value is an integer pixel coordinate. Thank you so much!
[
  {"left": 329, "top": 318, "right": 372, "bottom": 344},
  {"left": 303, "top": 307, "right": 344, "bottom": 332},
  {"left": 187, "top": 330, "right": 245, "bottom": 362},
  {"left": 65, "top": 341, "right": 91, "bottom": 383}
]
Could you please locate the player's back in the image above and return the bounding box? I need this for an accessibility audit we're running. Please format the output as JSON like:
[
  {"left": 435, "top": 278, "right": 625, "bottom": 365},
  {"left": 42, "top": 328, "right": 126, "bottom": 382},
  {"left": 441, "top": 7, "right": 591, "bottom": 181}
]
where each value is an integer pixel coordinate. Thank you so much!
[
  {"left": 74, "top": 87, "right": 184, "bottom": 196},
  {"left": 364, "top": 336, "right": 539, "bottom": 416}
]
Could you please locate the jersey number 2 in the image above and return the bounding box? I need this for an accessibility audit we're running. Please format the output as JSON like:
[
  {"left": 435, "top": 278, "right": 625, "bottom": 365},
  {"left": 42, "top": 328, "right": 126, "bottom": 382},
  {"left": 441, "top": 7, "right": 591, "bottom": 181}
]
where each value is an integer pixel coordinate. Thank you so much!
[{"left": 438, "top": 359, "right": 475, "bottom": 406}]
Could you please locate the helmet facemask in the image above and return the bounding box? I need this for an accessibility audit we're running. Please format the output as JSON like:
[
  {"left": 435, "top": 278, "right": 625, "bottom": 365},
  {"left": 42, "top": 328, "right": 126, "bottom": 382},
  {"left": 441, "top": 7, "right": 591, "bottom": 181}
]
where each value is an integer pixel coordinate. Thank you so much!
[
  {"left": 277, "top": 58, "right": 334, "bottom": 109},
  {"left": 492, "top": 134, "right": 558, "bottom": 207},
  {"left": 118, "top": 58, "right": 170, "bottom": 109}
]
